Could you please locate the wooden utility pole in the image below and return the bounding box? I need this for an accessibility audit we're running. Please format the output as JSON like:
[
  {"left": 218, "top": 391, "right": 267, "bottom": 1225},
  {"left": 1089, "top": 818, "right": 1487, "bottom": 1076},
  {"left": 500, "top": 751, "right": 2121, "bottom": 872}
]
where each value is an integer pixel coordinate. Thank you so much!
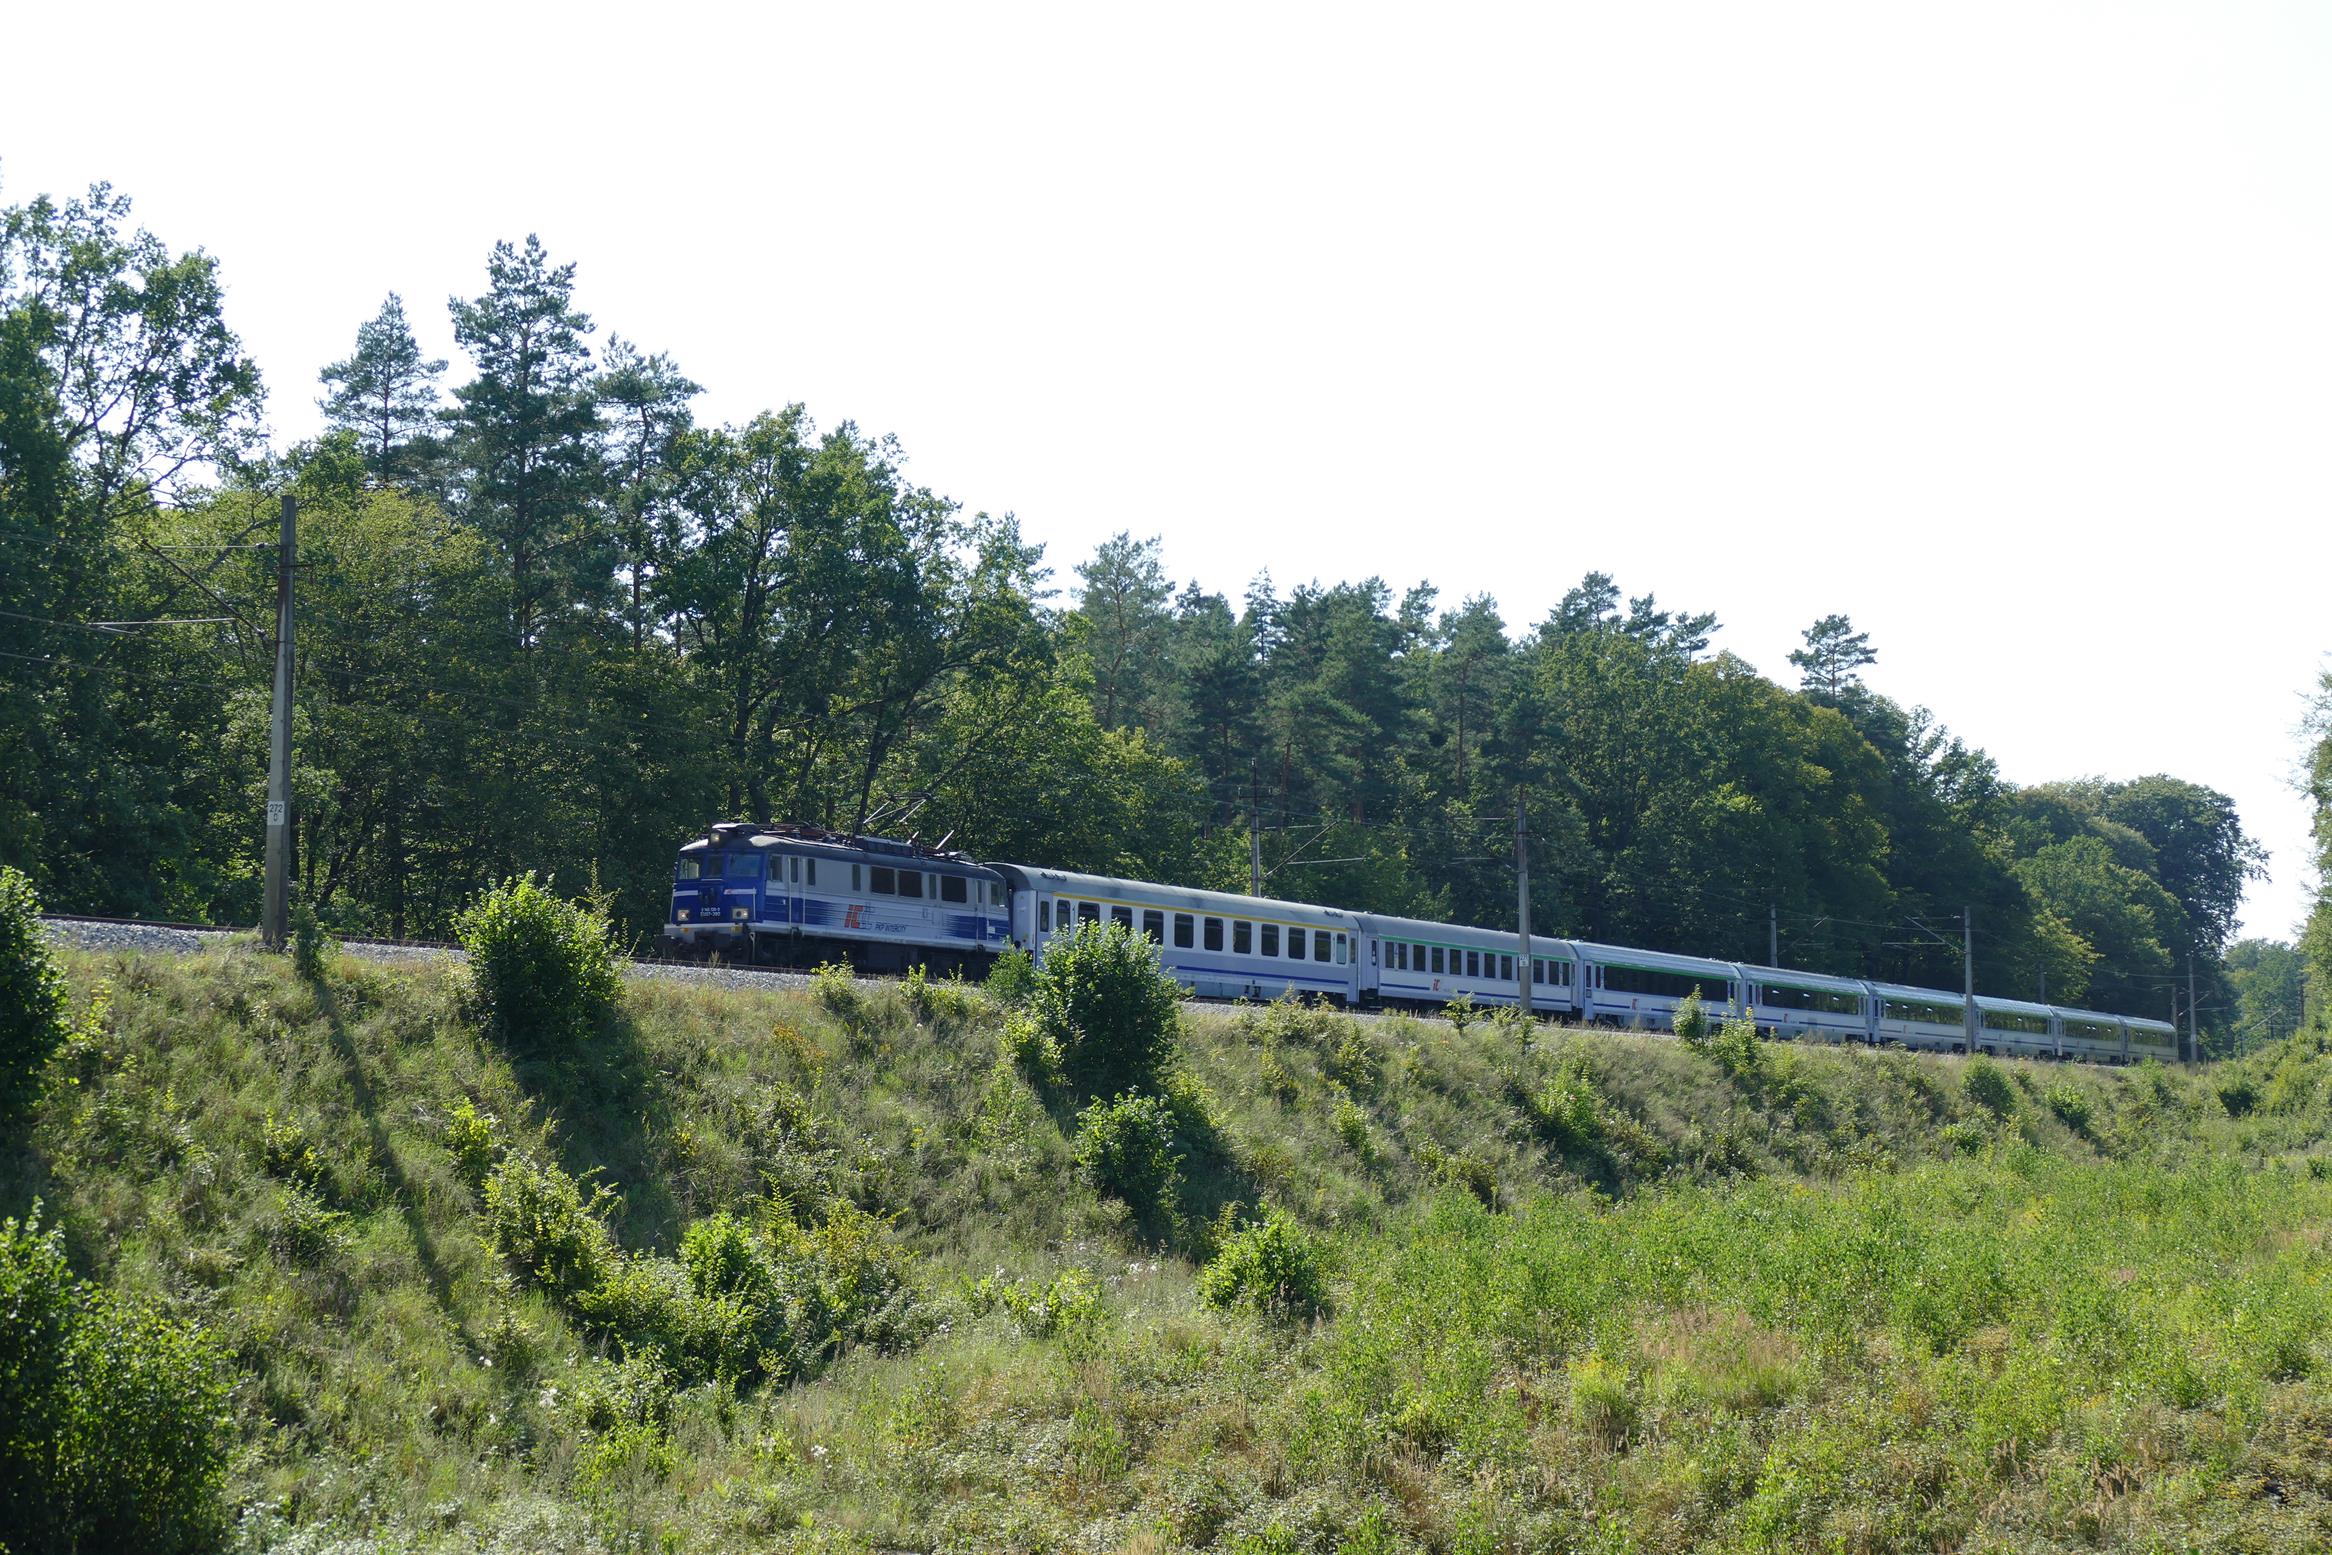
[
  {"left": 1515, "top": 786, "right": 1532, "bottom": 1018},
  {"left": 2187, "top": 956, "right": 2198, "bottom": 1063},
  {"left": 262, "top": 493, "right": 296, "bottom": 951},
  {"left": 1249, "top": 758, "right": 1264, "bottom": 899},
  {"left": 1962, "top": 907, "right": 1976, "bottom": 1053},
  {"left": 1769, "top": 904, "right": 1778, "bottom": 968}
]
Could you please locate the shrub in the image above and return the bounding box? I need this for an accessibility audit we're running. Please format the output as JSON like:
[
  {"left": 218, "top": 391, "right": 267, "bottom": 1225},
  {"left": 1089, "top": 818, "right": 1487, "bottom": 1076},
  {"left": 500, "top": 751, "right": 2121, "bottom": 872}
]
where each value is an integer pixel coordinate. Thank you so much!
[
  {"left": 453, "top": 874, "right": 622, "bottom": 1048},
  {"left": 2043, "top": 1080, "right": 2093, "bottom": 1133},
  {"left": 1673, "top": 986, "right": 1710, "bottom": 1049},
  {"left": 1322, "top": 1026, "right": 1386, "bottom": 1095},
  {"left": 1075, "top": 1091, "right": 1183, "bottom": 1228},
  {"left": 2217, "top": 1076, "right": 2260, "bottom": 1118},
  {"left": 290, "top": 900, "right": 336, "bottom": 980},
  {"left": 1445, "top": 992, "right": 1478, "bottom": 1035},
  {"left": 0, "top": 1209, "right": 230, "bottom": 1555},
  {"left": 902, "top": 963, "right": 980, "bottom": 1026},
  {"left": 1198, "top": 1210, "right": 1328, "bottom": 1322},
  {"left": 985, "top": 946, "right": 1037, "bottom": 1007},
  {"left": 1031, "top": 919, "right": 1184, "bottom": 1101},
  {"left": 1001, "top": 1012, "right": 1062, "bottom": 1088},
  {"left": 1961, "top": 1054, "right": 2015, "bottom": 1117},
  {"left": 1418, "top": 1142, "right": 1499, "bottom": 1209},
  {"left": 483, "top": 1150, "right": 617, "bottom": 1305},
  {"left": 969, "top": 1266, "right": 1106, "bottom": 1340},
  {"left": 0, "top": 865, "right": 69, "bottom": 1119},
  {"left": 445, "top": 1098, "right": 503, "bottom": 1194},
  {"left": 1567, "top": 1349, "right": 1638, "bottom": 1447},
  {"left": 1710, "top": 1015, "right": 1765, "bottom": 1081},
  {"left": 1513, "top": 1056, "right": 1605, "bottom": 1155}
]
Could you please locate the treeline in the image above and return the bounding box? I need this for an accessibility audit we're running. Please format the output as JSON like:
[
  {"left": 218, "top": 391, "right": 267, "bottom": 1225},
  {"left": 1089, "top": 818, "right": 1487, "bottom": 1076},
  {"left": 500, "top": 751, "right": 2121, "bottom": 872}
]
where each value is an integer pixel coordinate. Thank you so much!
[{"left": 0, "top": 182, "right": 2273, "bottom": 1040}]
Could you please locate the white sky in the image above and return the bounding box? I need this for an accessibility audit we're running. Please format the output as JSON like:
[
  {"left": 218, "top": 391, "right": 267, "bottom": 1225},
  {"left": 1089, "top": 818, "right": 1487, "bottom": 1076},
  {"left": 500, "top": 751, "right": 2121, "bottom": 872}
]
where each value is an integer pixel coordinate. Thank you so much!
[{"left": 5, "top": 1, "right": 2326, "bottom": 937}]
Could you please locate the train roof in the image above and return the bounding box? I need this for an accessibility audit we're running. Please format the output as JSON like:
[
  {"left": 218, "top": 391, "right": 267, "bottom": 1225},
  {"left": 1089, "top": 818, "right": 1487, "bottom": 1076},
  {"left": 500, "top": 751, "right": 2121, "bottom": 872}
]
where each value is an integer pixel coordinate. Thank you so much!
[
  {"left": 1974, "top": 993, "right": 2054, "bottom": 1017},
  {"left": 1867, "top": 980, "right": 1967, "bottom": 1005},
  {"left": 1569, "top": 940, "right": 1743, "bottom": 978},
  {"left": 990, "top": 866, "right": 1360, "bottom": 928},
  {"left": 678, "top": 822, "right": 996, "bottom": 875},
  {"left": 1738, "top": 962, "right": 1867, "bottom": 995},
  {"left": 1354, "top": 912, "right": 1577, "bottom": 956},
  {"left": 2125, "top": 1015, "right": 2178, "bottom": 1035}
]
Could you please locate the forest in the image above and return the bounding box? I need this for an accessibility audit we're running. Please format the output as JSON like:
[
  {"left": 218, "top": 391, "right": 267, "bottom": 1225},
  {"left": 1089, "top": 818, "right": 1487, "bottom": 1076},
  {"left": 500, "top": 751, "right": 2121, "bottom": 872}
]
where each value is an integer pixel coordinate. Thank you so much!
[{"left": 2, "top": 180, "right": 2320, "bottom": 1047}]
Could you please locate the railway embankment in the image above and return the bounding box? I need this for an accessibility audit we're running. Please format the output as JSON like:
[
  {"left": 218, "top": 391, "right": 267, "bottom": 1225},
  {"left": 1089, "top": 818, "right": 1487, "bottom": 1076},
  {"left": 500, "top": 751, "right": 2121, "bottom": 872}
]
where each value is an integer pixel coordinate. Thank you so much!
[{"left": 8, "top": 920, "right": 2331, "bottom": 1553}]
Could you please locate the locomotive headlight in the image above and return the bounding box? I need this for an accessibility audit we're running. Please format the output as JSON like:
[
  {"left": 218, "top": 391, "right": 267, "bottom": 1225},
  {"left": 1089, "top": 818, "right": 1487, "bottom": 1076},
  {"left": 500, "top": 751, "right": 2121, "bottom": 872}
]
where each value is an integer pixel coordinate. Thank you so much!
[
  {"left": 677, "top": 908, "right": 691, "bottom": 922},
  {"left": 732, "top": 907, "right": 748, "bottom": 921}
]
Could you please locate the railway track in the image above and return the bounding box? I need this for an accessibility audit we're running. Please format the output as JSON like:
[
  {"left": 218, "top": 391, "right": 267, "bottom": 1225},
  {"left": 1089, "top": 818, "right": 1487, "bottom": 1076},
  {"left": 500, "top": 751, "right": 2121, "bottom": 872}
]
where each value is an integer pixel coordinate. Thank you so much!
[{"left": 38, "top": 913, "right": 827, "bottom": 995}]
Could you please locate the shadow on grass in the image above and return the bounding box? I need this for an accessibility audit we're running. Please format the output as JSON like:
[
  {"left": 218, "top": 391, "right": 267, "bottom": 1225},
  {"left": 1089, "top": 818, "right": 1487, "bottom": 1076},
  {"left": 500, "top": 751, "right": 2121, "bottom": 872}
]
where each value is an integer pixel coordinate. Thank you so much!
[
  {"left": 306, "top": 966, "right": 483, "bottom": 1358},
  {"left": 497, "top": 1008, "right": 682, "bottom": 1251}
]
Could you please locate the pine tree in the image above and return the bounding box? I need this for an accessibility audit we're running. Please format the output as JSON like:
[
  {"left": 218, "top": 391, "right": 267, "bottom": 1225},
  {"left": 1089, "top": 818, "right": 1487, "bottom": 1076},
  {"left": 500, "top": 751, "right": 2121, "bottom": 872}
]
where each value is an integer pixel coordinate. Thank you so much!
[
  {"left": 317, "top": 294, "right": 446, "bottom": 483},
  {"left": 1789, "top": 613, "right": 1876, "bottom": 701},
  {"left": 445, "top": 236, "right": 606, "bottom": 650},
  {"left": 597, "top": 337, "right": 698, "bottom": 650}
]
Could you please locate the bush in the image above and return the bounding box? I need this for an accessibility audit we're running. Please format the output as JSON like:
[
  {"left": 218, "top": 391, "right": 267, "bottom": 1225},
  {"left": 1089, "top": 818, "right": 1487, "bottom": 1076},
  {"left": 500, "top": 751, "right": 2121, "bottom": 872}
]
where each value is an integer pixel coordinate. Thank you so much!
[
  {"left": 445, "top": 1098, "right": 503, "bottom": 1194},
  {"left": 2216, "top": 1075, "right": 2260, "bottom": 1118},
  {"left": 985, "top": 946, "right": 1037, "bottom": 1007},
  {"left": 1031, "top": 919, "right": 1184, "bottom": 1101},
  {"left": 2043, "top": 1080, "right": 2093, "bottom": 1133},
  {"left": 0, "top": 1209, "right": 230, "bottom": 1555},
  {"left": 1198, "top": 1210, "right": 1328, "bottom": 1322},
  {"left": 1512, "top": 1056, "right": 1605, "bottom": 1155},
  {"left": 1075, "top": 1091, "right": 1183, "bottom": 1229},
  {"left": 483, "top": 1150, "right": 617, "bottom": 1305},
  {"left": 290, "top": 900, "right": 336, "bottom": 980},
  {"left": 0, "top": 865, "right": 69, "bottom": 1118},
  {"left": 453, "top": 874, "right": 623, "bottom": 1048},
  {"left": 1961, "top": 1054, "right": 2015, "bottom": 1117},
  {"left": 1673, "top": 986, "right": 1710, "bottom": 1049},
  {"left": 1000, "top": 1013, "right": 1062, "bottom": 1088},
  {"left": 1710, "top": 1015, "right": 1765, "bottom": 1081}
]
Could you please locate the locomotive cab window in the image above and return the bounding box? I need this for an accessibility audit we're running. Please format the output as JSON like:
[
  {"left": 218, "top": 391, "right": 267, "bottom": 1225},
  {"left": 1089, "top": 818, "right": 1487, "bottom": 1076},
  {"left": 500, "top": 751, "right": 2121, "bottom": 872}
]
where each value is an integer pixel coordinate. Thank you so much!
[
  {"left": 940, "top": 875, "right": 968, "bottom": 903},
  {"left": 871, "top": 866, "right": 895, "bottom": 896},
  {"left": 1142, "top": 909, "right": 1164, "bottom": 941},
  {"left": 1174, "top": 913, "right": 1194, "bottom": 949},
  {"left": 677, "top": 860, "right": 700, "bottom": 880},
  {"left": 731, "top": 853, "right": 764, "bottom": 879},
  {"left": 1261, "top": 923, "right": 1280, "bottom": 957}
]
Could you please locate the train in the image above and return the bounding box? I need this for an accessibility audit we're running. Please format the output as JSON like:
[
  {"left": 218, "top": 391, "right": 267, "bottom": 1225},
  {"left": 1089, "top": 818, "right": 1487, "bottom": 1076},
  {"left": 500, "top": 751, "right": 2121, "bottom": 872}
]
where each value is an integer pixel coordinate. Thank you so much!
[{"left": 661, "top": 820, "right": 2181, "bottom": 1064}]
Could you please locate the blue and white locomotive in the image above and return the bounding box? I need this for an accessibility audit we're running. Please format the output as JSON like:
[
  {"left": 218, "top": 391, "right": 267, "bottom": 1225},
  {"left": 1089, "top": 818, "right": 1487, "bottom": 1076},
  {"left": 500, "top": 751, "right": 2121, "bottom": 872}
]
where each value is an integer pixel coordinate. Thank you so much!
[
  {"left": 663, "top": 822, "right": 1008, "bottom": 973},
  {"left": 661, "top": 821, "right": 2186, "bottom": 1064}
]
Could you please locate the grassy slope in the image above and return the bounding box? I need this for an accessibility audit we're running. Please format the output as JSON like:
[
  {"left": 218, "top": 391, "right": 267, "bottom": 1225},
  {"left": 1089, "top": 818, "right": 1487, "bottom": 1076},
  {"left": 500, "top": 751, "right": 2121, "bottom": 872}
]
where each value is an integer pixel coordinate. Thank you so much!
[{"left": 8, "top": 943, "right": 2332, "bottom": 1553}]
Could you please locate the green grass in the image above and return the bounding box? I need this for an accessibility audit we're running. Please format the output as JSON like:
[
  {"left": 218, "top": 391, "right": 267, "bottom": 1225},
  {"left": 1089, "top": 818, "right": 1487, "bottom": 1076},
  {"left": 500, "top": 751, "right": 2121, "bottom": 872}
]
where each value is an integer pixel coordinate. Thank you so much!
[{"left": 8, "top": 944, "right": 2332, "bottom": 1551}]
